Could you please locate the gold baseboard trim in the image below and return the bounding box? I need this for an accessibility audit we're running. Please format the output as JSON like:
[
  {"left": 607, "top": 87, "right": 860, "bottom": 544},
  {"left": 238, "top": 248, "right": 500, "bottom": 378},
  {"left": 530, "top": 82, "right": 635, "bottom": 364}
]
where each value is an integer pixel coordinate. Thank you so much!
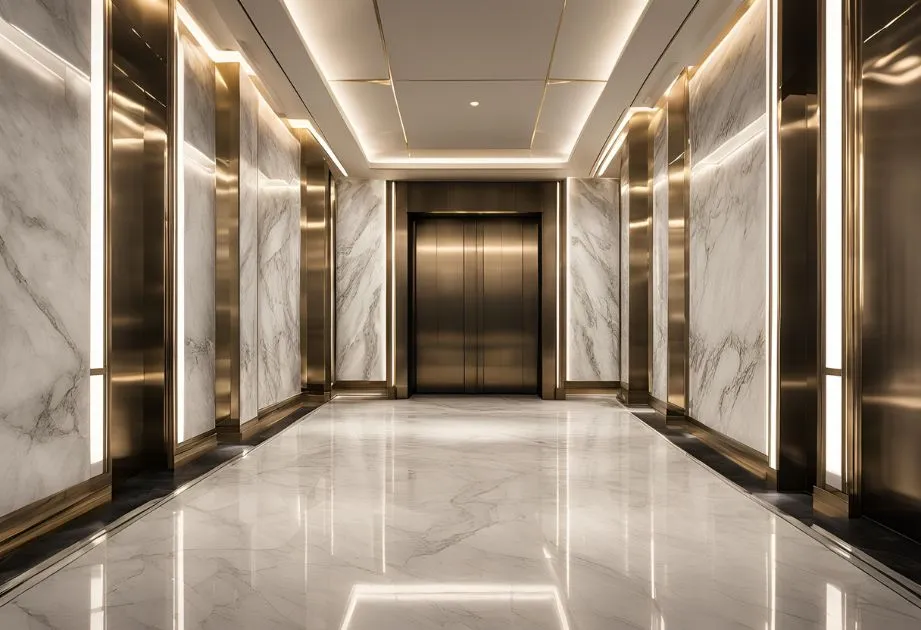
[
  {"left": 174, "top": 431, "right": 218, "bottom": 468},
  {"left": 0, "top": 474, "right": 112, "bottom": 557},
  {"left": 813, "top": 485, "right": 853, "bottom": 518},
  {"left": 219, "top": 392, "right": 312, "bottom": 444},
  {"left": 680, "top": 416, "right": 771, "bottom": 480},
  {"left": 618, "top": 388, "right": 649, "bottom": 406},
  {"left": 649, "top": 395, "right": 685, "bottom": 418},
  {"left": 333, "top": 381, "right": 391, "bottom": 398},
  {"left": 564, "top": 381, "right": 620, "bottom": 395}
]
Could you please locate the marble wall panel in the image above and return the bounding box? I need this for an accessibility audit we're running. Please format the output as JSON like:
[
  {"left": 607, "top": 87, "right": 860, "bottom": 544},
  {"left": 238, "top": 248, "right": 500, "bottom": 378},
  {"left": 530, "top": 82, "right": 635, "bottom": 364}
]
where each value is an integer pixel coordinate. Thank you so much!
[
  {"left": 688, "top": 0, "right": 768, "bottom": 454},
  {"left": 335, "top": 179, "right": 387, "bottom": 382},
  {"left": 619, "top": 168, "right": 630, "bottom": 385},
  {"left": 651, "top": 119, "right": 669, "bottom": 403},
  {"left": 257, "top": 99, "right": 301, "bottom": 410},
  {"left": 567, "top": 178, "right": 620, "bottom": 382},
  {"left": 0, "top": 1, "right": 92, "bottom": 515},
  {"left": 689, "top": 0, "right": 767, "bottom": 161},
  {"left": 179, "top": 29, "right": 216, "bottom": 442},
  {"left": 238, "top": 73, "right": 259, "bottom": 423}
]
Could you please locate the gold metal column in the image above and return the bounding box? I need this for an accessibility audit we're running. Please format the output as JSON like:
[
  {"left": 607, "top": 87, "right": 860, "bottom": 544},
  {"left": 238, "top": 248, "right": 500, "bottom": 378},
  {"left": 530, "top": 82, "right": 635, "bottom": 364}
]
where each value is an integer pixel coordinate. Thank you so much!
[
  {"left": 214, "top": 61, "right": 242, "bottom": 433},
  {"left": 300, "top": 132, "right": 333, "bottom": 401},
  {"left": 618, "top": 112, "right": 653, "bottom": 406}
]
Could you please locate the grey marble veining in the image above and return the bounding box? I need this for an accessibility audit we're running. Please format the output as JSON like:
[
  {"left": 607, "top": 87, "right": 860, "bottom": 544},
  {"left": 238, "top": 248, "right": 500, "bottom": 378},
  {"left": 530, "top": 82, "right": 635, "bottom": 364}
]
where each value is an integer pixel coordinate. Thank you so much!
[
  {"left": 651, "top": 120, "right": 669, "bottom": 403},
  {"left": 687, "top": 0, "right": 769, "bottom": 454},
  {"left": 566, "top": 178, "right": 619, "bottom": 382},
  {"left": 257, "top": 99, "right": 300, "bottom": 410},
  {"left": 619, "top": 168, "right": 630, "bottom": 385},
  {"left": 179, "top": 30, "right": 216, "bottom": 443},
  {"left": 238, "top": 73, "right": 259, "bottom": 424},
  {"left": 2, "top": 397, "right": 920, "bottom": 629},
  {"left": 336, "top": 179, "right": 387, "bottom": 382},
  {"left": 0, "top": 3, "right": 93, "bottom": 516},
  {"left": 0, "top": 0, "right": 91, "bottom": 74},
  {"left": 688, "top": 0, "right": 767, "bottom": 161}
]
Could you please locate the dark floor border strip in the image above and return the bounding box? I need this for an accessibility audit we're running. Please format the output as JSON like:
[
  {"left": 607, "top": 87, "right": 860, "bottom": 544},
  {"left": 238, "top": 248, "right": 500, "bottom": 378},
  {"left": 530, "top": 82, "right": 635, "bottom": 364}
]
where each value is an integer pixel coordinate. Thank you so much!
[
  {"left": 629, "top": 407, "right": 921, "bottom": 611},
  {"left": 0, "top": 402, "right": 328, "bottom": 604}
]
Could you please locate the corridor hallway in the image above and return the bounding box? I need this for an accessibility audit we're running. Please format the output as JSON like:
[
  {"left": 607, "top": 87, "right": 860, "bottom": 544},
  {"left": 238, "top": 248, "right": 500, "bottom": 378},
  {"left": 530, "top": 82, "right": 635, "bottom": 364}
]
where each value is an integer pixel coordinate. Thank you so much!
[{"left": 0, "top": 397, "right": 918, "bottom": 629}]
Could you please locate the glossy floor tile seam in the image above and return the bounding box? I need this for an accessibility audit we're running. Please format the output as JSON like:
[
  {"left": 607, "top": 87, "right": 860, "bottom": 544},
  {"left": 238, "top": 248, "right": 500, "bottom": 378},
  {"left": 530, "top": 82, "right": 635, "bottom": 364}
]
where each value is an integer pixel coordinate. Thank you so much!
[
  {"left": 0, "top": 405, "right": 325, "bottom": 604},
  {"left": 2, "top": 396, "right": 921, "bottom": 629}
]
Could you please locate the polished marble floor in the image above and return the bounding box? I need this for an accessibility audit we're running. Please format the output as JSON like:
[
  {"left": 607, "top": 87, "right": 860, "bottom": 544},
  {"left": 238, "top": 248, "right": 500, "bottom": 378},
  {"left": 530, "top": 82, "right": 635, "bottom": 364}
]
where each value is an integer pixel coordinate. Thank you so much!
[{"left": 1, "top": 397, "right": 919, "bottom": 629}]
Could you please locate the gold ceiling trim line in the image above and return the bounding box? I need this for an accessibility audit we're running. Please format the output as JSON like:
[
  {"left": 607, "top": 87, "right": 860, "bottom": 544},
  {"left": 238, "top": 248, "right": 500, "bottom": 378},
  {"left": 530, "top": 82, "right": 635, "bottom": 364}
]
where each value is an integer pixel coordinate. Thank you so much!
[
  {"left": 371, "top": 0, "right": 410, "bottom": 150},
  {"left": 530, "top": 0, "right": 569, "bottom": 150},
  {"left": 334, "top": 78, "right": 392, "bottom": 85}
]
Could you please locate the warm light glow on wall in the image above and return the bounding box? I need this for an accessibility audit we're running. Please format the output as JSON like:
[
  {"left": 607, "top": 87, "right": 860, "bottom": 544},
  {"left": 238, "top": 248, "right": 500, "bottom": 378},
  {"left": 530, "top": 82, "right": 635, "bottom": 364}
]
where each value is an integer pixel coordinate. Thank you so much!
[
  {"left": 90, "top": 0, "right": 106, "bottom": 471},
  {"left": 288, "top": 118, "right": 348, "bottom": 177},
  {"left": 175, "top": 37, "right": 186, "bottom": 444},
  {"left": 824, "top": 0, "right": 844, "bottom": 491},
  {"left": 593, "top": 107, "right": 656, "bottom": 177},
  {"left": 766, "top": 0, "right": 780, "bottom": 469}
]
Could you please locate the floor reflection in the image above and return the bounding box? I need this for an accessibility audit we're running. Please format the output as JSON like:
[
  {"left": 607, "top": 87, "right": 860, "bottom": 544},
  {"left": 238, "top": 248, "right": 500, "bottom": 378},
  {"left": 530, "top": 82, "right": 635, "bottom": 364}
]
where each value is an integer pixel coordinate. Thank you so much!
[{"left": 0, "top": 396, "right": 919, "bottom": 629}]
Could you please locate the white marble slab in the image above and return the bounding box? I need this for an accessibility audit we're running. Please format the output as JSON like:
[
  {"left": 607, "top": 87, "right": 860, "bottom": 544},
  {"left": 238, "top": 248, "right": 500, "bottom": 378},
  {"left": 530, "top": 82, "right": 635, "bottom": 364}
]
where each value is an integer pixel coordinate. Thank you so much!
[
  {"left": 651, "top": 120, "right": 669, "bottom": 403},
  {"left": 688, "top": 0, "right": 768, "bottom": 453},
  {"left": 335, "top": 179, "right": 387, "bottom": 382},
  {"left": 0, "top": 0, "right": 91, "bottom": 74},
  {"left": 179, "top": 29, "right": 216, "bottom": 443},
  {"left": 2, "top": 397, "right": 920, "bottom": 629},
  {"left": 566, "top": 178, "right": 619, "bottom": 382},
  {"left": 238, "top": 73, "right": 259, "bottom": 424},
  {"left": 688, "top": 0, "right": 767, "bottom": 161},
  {"left": 619, "top": 168, "right": 630, "bottom": 385},
  {"left": 257, "top": 99, "right": 300, "bottom": 410},
  {"left": 0, "top": 2, "right": 92, "bottom": 516}
]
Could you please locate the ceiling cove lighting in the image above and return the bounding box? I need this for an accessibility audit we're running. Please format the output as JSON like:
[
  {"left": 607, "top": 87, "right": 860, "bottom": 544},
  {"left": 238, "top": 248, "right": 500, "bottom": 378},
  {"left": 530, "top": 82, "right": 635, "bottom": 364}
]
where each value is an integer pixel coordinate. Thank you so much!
[
  {"left": 288, "top": 118, "right": 349, "bottom": 177},
  {"left": 176, "top": 4, "right": 254, "bottom": 74},
  {"left": 592, "top": 107, "right": 656, "bottom": 177}
]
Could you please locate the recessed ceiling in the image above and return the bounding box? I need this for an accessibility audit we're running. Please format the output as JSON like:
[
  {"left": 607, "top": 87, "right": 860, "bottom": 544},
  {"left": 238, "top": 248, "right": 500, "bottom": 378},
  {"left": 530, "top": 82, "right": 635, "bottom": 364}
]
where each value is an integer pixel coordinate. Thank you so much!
[
  {"left": 281, "top": 0, "right": 656, "bottom": 164},
  {"left": 193, "top": 0, "right": 747, "bottom": 177}
]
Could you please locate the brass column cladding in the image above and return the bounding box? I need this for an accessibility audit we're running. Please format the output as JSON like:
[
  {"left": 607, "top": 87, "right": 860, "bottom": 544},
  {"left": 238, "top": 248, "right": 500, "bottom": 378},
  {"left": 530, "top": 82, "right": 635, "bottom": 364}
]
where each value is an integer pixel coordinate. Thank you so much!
[
  {"left": 393, "top": 182, "right": 410, "bottom": 399},
  {"left": 618, "top": 113, "right": 653, "bottom": 406},
  {"left": 109, "top": 0, "right": 175, "bottom": 480},
  {"left": 300, "top": 131, "right": 332, "bottom": 399},
  {"left": 858, "top": 0, "right": 921, "bottom": 535},
  {"left": 666, "top": 72, "right": 691, "bottom": 414},
  {"left": 774, "top": 0, "right": 820, "bottom": 492},
  {"left": 393, "top": 182, "right": 561, "bottom": 400},
  {"left": 214, "top": 62, "right": 242, "bottom": 428}
]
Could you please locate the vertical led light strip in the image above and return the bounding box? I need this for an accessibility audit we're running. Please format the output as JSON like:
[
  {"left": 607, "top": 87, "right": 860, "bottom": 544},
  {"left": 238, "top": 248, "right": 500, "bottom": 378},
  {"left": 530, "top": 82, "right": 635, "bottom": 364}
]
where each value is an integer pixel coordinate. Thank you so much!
[
  {"left": 556, "top": 182, "right": 562, "bottom": 391},
  {"left": 175, "top": 34, "right": 186, "bottom": 444},
  {"left": 390, "top": 183, "right": 396, "bottom": 391},
  {"left": 90, "top": 0, "right": 106, "bottom": 471},
  {"left": 824, "top": 0, "right": 845, "bottom": 491},
  {"left": 766, "top": 0, "right": 780, "bottom": 469}
]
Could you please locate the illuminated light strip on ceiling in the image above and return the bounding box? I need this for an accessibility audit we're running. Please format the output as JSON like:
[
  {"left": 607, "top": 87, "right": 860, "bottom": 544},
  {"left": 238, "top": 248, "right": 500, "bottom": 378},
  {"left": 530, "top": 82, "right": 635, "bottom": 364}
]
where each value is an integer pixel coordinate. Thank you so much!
[
  {"left": 288, "top": 118, "right": 349, "bottom": 177},
  {"left": 176, "top": 4, "right": 254, "bottom": 74},
  {"left": 592, "top": 107, "right": 657, "bottom": 177},
  {"left": 371, "top": 157, "right": 567, "bottom": 168}
]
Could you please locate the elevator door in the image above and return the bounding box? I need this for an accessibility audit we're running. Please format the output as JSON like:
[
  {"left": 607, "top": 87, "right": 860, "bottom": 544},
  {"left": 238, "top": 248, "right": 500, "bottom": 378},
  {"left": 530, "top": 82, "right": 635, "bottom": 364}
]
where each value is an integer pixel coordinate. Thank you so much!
[{"left": 413, "top": 216, "right": 540, "bottom": 394}]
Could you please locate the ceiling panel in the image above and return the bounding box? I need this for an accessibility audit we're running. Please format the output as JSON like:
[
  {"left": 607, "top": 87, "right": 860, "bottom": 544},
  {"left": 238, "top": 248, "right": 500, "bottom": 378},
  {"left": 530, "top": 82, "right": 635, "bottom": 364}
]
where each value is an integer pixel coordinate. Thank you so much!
[
  {"left": 394, "top": 80, "right": 545, "bottom": 150},
  {"left": 532, "top": 81, "right": 606, "bottom": 153},
  {"left": 283, "top": 0, "right": 388, "bottom": 80},
  {"left": 332, "top": 82, "right": 406, "bottom": 156},
  {"left": 551, "top": 0, "right": 651, "bottom": 80},
  {"left": 378, "top": 0, "right": 563, "bottom": 80}
]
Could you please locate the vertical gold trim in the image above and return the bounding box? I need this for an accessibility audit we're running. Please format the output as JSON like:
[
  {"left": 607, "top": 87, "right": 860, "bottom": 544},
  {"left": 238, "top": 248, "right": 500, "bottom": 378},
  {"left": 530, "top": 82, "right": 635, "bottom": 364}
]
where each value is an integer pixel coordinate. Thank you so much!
[{"left": 843, "top": 0, "right": 862, "bottom": 513}]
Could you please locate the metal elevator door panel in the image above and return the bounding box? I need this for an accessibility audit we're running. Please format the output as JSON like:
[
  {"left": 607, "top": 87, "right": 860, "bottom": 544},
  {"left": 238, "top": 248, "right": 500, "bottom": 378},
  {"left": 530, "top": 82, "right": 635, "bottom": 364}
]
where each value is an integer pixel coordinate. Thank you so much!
[{"left": 413, "top": 216, "right": 540, "bottom": 394}]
